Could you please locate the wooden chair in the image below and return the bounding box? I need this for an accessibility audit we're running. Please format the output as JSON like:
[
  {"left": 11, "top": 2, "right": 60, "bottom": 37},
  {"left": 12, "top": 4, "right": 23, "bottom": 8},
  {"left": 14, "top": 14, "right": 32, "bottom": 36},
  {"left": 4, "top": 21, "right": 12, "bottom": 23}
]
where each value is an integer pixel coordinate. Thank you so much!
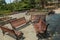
[{"left": 0, "top": 26, "right": 24, "bottom": 40}]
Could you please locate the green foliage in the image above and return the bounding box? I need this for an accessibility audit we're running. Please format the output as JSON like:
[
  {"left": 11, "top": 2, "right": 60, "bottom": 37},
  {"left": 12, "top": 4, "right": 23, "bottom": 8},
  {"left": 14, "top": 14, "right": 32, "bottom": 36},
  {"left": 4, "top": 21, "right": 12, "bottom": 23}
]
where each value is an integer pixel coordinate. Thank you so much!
[
  {"left": 0, "top": 0, "right": 48, "bottom": 15},
  {"left": 12, "top": 0, "right": 33, "bottom": 11},
  {"left": 0, "top": 0, "right": 36, "bottom": 12},
  {"left": 0, "top": 0, "right": 32, "bottom": 15},
  {"left": 0, "top": 0, "right": 6, "bottom": 10}
]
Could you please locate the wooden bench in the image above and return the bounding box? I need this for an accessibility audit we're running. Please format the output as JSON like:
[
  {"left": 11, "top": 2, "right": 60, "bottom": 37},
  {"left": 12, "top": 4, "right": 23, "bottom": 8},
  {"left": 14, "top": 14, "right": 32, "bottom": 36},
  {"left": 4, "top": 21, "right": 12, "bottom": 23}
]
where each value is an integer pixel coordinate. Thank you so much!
[
  {"left": 0, "top": 26, "right": 24, "bottom": 40},
  {"left": 31, "top": 15, "right": 50, "bottom": 39},
  {"left": 33, "top": 19, "right": 47, "bottom": 33},
  {"left": 9, "top": 17, "right": 27, "bottom": 29}
]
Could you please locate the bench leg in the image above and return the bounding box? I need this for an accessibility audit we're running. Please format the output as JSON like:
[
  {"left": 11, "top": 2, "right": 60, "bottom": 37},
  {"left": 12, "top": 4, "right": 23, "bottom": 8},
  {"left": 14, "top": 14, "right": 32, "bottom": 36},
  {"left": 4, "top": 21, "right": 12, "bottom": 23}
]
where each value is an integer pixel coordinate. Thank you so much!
[
  {"left": 16, "top": 35, "right": 24, "bottom": 40},
  {"left": 15, "top": 35, "right": 21, "bottom": 40},
  {"left": 2, "top": 31, "right": 5, "bottom": 36},
  {"left": 15, "top": 32, "right": 24, "bottom": 40},
  {"left": 36, "top": 33, "right": 43, "bottom": 39},
  {"left": 38, "top": 38, "right": 42, "bottom": 40},
  {"left": 16, "top": 37, "right": 19, "bottom": 40}
]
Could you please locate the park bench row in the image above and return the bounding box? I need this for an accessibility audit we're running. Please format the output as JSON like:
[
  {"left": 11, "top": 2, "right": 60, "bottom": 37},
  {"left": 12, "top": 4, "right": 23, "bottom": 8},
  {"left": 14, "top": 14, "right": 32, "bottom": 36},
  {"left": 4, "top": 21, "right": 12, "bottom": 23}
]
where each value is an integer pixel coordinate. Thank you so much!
[{"left": 0, "top": 15, "right": 50, "bottom": 40}]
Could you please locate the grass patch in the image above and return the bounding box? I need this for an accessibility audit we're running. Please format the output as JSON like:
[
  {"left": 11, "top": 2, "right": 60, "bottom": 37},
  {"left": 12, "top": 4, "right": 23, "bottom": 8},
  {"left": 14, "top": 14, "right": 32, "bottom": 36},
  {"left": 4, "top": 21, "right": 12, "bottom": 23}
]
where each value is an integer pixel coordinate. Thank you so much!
[{"left": 0, "top": 10, "right": 11, "bottom": 16}]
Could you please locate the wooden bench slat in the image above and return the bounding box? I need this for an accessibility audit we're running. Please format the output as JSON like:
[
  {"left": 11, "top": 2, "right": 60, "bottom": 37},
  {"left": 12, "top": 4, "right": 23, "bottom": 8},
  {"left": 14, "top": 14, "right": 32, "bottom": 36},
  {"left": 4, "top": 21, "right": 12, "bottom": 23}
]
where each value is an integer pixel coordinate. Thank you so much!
[
  {"left": 0, "top": 26, "right": 22, "bottom": 36},
  {"left": 9, "top": 17, "right": 27, "bottom": 29}
]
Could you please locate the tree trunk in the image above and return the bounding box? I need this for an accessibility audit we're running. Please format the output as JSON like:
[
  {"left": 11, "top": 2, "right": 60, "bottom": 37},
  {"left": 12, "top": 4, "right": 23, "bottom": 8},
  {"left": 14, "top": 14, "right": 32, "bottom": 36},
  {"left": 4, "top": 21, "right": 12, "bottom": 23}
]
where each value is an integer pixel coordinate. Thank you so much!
[
  {"left": 41, "top": 0, "right": 45, "bottom": 8},
  {"left": 40, "top": 0, "right": 47, "bottom": 8}
]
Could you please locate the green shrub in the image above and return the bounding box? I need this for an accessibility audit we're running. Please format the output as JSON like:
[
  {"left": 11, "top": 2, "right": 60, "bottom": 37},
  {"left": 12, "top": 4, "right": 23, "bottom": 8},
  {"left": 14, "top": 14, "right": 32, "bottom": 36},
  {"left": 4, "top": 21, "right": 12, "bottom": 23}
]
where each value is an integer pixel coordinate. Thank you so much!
[{"left": 0, "top": 10, "right": 11, "bottom": 16}]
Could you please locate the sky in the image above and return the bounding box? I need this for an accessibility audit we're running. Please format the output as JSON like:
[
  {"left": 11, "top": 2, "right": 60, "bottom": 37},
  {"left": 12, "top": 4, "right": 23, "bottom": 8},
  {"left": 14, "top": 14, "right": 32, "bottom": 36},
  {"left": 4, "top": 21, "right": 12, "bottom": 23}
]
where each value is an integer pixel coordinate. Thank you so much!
[{"left": 5, "top": 0, "right": 14, "bottom": 4}]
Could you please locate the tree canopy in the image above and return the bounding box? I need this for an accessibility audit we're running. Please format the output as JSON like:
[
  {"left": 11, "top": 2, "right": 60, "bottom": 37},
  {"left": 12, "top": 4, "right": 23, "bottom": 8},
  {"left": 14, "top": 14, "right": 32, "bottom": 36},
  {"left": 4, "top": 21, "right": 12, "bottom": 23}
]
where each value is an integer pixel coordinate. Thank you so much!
[{"left": 0, "top": 0, "right": 57, "bottom": 15}]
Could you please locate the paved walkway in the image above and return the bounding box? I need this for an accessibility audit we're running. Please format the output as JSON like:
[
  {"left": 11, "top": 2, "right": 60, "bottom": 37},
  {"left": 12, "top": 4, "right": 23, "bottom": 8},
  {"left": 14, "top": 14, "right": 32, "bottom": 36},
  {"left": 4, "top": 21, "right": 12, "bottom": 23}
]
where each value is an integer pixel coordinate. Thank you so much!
[
  {"left": 54, "top": 8, "right": 60, "bottom": 14},
  {"left": 0, "top": 24, "right": 37, "bottom": 40},
  {"left": 21, "top": 24, "right": 37, "bottom": 40}
]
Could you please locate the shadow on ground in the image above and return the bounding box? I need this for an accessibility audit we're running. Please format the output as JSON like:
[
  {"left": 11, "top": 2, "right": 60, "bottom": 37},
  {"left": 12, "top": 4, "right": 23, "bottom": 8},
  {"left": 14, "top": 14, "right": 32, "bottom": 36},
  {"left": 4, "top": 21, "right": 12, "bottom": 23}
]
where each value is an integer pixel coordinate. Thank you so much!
[
  {"left": 14, "top": 21, "right": 31, "bottom": 31},
  {"left": 46, "top": 14, "right": 60, "bottom": 40}
]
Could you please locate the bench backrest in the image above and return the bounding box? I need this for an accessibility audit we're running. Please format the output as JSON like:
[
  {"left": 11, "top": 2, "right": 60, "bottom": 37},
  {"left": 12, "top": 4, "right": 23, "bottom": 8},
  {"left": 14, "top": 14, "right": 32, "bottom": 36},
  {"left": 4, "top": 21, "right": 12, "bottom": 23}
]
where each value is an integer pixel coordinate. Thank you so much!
[
  {"left": 31, "top": 15, "right": 46, "bottom": 22},
  {"left": 0, "top": 26, "right": 22, "bottom": 36},
  {"left": 0, "top": 26, "right": 15, "bottom": 35},
  {"left": 9, "top": 17, "right": 26, "bottom": 28},
  {"left": 33, "top": 18, "right": 47, "bottom": 33}
]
